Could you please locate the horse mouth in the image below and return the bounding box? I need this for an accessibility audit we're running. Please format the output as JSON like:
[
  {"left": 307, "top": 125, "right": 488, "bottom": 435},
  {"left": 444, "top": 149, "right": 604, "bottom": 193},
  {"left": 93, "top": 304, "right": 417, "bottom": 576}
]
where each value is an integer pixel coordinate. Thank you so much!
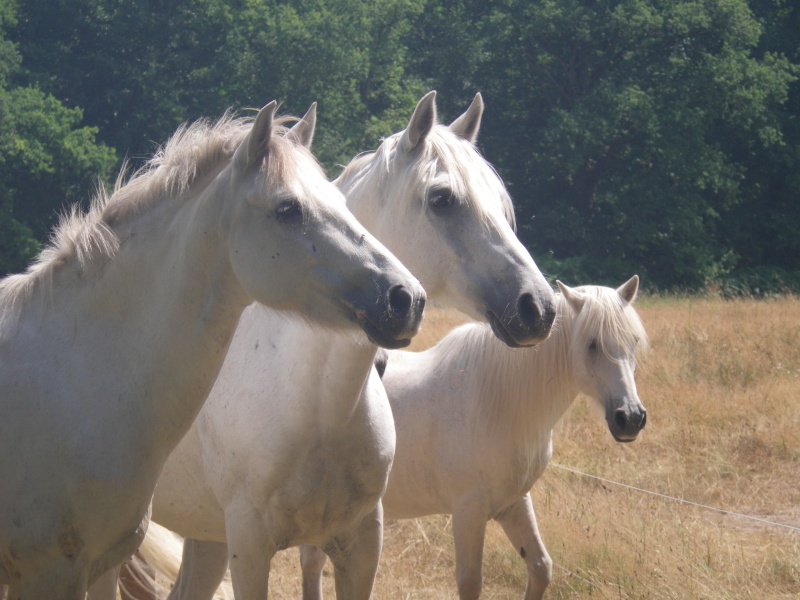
[
  {"left": 486, "top": 310, "right": 526, "bottom": 348},
  {"left": 353, "top": 309, "right": 413, "bottom": 350}
]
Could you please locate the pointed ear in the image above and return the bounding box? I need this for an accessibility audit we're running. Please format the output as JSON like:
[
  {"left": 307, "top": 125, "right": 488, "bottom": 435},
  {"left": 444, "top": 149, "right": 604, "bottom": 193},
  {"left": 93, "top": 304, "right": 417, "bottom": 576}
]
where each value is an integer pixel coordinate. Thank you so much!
[
  {"left": 287, "top": 102, "right": 317, "bottom": 149},
  {"left": 617, "top": 275, "right": 640, "bottom": 304},
  {"left": 448, "top": 92, "right": 484, "bottom": 143},
  {"left": 234, "top": 101, "right": 278, "bottom": 171},
  {"left": 557, "top": 280, "right": 586, "bottom": 313},
  {"left": 399, "top": 90, "right": 437, "bottom": 154}
]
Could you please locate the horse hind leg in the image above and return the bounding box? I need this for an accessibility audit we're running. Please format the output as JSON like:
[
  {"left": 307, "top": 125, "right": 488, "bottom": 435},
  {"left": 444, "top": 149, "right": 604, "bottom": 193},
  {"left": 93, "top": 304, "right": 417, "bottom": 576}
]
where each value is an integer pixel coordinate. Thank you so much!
[
  {"left": 167, "top": 539, "right": 229, "bottom": 600},
  {"left": 299, "top": 545, "right": 327, "bottom": 600},
  {"left": 494, "top": 493, "right": 552, "bottom": 600}
]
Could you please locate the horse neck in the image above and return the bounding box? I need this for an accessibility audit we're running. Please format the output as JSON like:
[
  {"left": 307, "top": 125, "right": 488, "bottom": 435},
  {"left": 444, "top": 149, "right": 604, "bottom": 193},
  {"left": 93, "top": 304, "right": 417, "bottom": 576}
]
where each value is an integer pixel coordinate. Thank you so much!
[
  {"left": 471, "top": 295, "right": 579, "bottom": 447},
  {"left": 243, "top": 304, "right": 380, "bottom": 425},
  {"left": 56, "top": 171, "right": 248, "bottom": 455}
]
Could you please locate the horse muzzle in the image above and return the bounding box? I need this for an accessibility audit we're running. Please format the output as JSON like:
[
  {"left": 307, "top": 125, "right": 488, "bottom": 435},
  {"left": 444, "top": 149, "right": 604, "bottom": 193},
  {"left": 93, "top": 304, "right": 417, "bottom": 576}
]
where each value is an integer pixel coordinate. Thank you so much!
[
  {"left": 353, "top": 283, "right": 426, "bottom": 349},
  {"left": 486, "top": 290, "right": 556, "bottom": 348},
  {"left": 606, "top": 403, "right": 647, "bottom": 443}
]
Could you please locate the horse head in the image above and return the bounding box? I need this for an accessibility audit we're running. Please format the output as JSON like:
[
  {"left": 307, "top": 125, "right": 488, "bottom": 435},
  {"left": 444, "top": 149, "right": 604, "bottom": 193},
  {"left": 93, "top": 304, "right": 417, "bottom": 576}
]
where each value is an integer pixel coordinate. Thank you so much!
[
  {"left": 558, "top": 276, "right": 648, "bottom": 442},
  {"left": 226, "top": 102, "right": 425, "bottom": 349},
  {"left": 337, "top": 91, "right": 555, "bottom": 348}
]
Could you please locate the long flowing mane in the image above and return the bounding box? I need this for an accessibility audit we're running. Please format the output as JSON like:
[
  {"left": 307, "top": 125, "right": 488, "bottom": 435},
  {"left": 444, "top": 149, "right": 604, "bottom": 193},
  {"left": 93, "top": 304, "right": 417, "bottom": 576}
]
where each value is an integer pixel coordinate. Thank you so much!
[
  {"left": 428, "top": 287, "right": 648, "bottom": 446},
  {"left": 0, "top": 112, "right": 306, "bottom": 330},
  {"left": 336, "top": 125, "right": 517, "bottom": 230}
]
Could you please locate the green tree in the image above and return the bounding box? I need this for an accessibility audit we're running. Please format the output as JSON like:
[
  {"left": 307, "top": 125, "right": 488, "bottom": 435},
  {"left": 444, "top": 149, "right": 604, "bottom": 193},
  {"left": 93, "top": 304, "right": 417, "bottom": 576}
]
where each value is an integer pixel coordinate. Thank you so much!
[
  {"left": 0, "top": 0, "right": 117, "bottom": 275},
  {"left": 716, "top": 0, "right": 800, "bottom": 293},
  {"left": 412, "top": 0, "right": 796, "bottom": 290},
  {"left": 11, "top": 0, "right": 427, "bottom": 170}
]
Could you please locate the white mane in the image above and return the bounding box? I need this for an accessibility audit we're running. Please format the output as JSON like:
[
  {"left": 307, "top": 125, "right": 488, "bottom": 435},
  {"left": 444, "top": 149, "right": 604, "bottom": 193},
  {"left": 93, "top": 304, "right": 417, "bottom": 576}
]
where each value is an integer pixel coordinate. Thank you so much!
[{"left": 0, "top": 113, "right": 311, "bottom": 331}]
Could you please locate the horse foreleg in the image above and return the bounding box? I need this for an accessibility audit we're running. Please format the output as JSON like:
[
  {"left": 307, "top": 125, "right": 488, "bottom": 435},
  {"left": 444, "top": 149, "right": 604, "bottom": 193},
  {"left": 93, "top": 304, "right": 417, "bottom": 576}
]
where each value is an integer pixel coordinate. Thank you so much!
[
  {"left": 8, "top": 556, "right": 90, "bottom": 600},
  {"left": 165, "top": 539, "right": 228, "bottom": 600},
  {"left": 299, "top": 545, "right": 327, "bottom": 600},
  {"left": 324, "top": 503, "right": 383, "bottom": 600},
  {"left": 494, "top": 493, "right": 552, "bottom": 600},
  {"left": 224, "top": 501, "right": 273, "bottom": 600},
  {"left": 451, "top": 496, "right": 490, "bottom": 600},
  {"left": 86, "top": 564, "right": 120, "bottom": 600}
]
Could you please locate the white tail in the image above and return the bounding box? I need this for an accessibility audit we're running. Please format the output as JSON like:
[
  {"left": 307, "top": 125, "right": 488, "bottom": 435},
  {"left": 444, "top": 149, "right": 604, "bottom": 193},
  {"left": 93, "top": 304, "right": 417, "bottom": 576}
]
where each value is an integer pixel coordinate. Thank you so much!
[{"left": 122, "top": 522, "right": 233, "bottom": 599}]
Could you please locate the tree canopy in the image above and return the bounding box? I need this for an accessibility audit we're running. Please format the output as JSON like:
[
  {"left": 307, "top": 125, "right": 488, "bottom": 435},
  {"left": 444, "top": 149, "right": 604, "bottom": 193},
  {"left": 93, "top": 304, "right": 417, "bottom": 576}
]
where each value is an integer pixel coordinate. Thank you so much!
[{"left": 2, "top": 0, "right": 798, "bottom": 292}]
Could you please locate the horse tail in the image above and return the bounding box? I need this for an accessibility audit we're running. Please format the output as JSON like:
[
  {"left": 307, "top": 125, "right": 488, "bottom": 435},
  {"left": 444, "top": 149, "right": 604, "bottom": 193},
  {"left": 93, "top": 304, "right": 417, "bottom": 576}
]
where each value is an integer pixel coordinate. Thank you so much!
[{"left": 122, "top": 522, "right": 234, "bottom": 600}]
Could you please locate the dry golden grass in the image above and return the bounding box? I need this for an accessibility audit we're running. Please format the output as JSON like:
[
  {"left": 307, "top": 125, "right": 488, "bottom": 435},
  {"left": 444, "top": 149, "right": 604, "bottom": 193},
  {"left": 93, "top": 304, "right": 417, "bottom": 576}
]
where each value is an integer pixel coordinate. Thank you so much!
[{"left": 265, "top": 296, "right": 800, "bottom": 599}]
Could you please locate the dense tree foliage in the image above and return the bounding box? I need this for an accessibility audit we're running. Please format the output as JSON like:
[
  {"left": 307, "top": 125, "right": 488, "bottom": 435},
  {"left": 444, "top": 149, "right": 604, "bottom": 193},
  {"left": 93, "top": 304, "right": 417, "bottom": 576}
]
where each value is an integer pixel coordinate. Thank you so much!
[
  {"left": 0, "top": 0, "right": 117, "bottom": 274},
  {"left": 1, "top": 0, "right": 798, "bottom": 292}
]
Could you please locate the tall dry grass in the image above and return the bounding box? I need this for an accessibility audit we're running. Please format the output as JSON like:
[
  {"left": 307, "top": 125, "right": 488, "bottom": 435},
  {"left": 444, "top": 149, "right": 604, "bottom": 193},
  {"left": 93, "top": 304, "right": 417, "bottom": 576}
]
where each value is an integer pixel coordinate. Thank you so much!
[{"left": 264, "top": 295, "right": 800, "bottom": 598}]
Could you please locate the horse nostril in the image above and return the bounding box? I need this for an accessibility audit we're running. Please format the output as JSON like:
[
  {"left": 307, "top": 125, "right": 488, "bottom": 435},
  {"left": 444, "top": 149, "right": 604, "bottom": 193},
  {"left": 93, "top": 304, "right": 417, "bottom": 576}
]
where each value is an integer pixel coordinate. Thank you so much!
[
  {"left": 614, "top": 409, "right": 628, "bottom": 431},
  {"left": 387, "top": 285, "right": 413, "bottom": 320},
  {"left": 517, "top": 292, "right": 540, "bottom": 325},
  {"left": 640, "top": 410, "right": 647, "bottom": 429}
]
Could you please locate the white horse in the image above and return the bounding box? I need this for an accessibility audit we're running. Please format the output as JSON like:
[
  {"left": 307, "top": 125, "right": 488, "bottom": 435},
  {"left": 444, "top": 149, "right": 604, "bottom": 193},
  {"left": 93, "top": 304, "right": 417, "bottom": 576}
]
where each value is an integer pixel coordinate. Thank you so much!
[
  {"left": 0, "top": 101, "right": 426, "bottom": 600},
  {"left": 302, "top": 276, "right": 648, "bottom": 599},
  {"left": 123, "top": 91, "right": 557, "bottom": 600}
]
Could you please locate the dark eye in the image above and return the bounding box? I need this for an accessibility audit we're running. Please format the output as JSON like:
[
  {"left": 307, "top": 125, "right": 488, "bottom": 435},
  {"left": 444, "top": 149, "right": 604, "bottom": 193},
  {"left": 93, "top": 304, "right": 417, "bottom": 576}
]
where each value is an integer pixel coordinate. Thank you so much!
[
  {"left": 275, "top": 199, "right": 302, "bottom": 224},
  {"left": 588, "top": 339, "right": 598, "bottom": 353},
  {"left": 428, "top": 189, "right": 455, "bottom": 210}
]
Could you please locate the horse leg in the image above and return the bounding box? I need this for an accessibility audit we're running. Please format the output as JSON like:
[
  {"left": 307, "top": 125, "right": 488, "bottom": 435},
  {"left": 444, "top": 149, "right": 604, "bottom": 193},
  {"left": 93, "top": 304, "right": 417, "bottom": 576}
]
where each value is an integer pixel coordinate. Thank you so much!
[
  {"left": 494, "top": 493, "right": 552, "bottom": 600},
  {"left": 299, "top": 545, "right": 327, "bottom": 600},
  {"left": 451, "top": 496, "right": 490, "bottom": 600},
  {"left": 8, "top": 557, "right": 89, "bottom": 600},
  {"left": 224, "top": 501, "right": 272, "bottom": 600},
  {"left": 86, "top": 564, "right": 120, "bottom": 600},
  {"left": 166, "top": 539, "right": 229, "bottom": 600},
  {"left": 324, "top": 503, "right": 383, "bottom": 600}
]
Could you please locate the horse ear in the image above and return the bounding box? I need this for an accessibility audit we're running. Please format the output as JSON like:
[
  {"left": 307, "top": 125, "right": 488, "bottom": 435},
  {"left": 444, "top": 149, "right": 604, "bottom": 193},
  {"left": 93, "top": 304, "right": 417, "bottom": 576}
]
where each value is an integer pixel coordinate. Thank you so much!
[
  {"left": 617, "top": 275, "right": 640, "bottom": 304},
  {"left": 234, "top": 101, "right": 278, "bottom": 171},
  {"left": 557, "top": 280, "right": 586, "bottom": 313},
  {"left": 287, "top": 102, "right": 317, "bottom": 149},
  {"left": 399, "top": 90, "right": 437, "bottom": 154},
  {"left": 448, "top": 92, "right": 484, "bottom": 143}
]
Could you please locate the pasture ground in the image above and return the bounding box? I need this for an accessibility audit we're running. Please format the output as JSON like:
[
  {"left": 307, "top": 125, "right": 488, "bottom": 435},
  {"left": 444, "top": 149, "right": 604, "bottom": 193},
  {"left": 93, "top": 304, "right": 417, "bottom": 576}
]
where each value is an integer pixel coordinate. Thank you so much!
[{"left": 264, "top": 295, "right": 800, "bottom": 598}]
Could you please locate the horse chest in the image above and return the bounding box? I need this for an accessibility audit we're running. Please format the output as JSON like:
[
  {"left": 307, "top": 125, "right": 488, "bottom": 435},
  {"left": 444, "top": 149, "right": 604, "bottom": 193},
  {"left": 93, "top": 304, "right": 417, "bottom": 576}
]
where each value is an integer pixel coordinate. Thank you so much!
[{"left": 263, "top": 441, "right": 391, "bottom": 546}]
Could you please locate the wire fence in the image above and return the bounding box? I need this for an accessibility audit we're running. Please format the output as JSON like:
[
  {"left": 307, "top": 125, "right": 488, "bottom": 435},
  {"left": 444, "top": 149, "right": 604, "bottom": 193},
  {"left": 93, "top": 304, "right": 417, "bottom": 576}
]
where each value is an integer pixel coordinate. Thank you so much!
[{"left": 550, "top": 462, "right": 800, "bottom": 534}]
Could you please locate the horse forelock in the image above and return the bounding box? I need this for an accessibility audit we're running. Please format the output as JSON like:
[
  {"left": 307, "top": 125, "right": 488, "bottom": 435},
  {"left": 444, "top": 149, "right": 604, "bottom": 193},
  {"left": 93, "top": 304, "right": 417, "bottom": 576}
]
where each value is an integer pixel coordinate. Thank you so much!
[
  {"left": 570, "top": 286, "right": 649, "bottom": 365},
  {"left": 341, "top": 125, "right": 516, "bottom": 230},
  {"left": 0, "top": 112, "right": 313, "bottom": 324},
  {"left": 423, "top": 126, "right": 517, "bottom": 231}
]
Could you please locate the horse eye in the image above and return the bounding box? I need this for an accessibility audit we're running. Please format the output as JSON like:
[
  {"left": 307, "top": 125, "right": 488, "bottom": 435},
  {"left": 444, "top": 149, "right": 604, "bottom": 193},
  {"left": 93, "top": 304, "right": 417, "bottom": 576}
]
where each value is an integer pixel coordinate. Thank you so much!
[
  {"left": 275, "top": 199, "right": 302, "bottom": 223},
  {"left": 428, "top": 190, "right": 454, "bottom": 210},
  {"left": 588, "top": 339, "right": 598, "bottom": 352}
]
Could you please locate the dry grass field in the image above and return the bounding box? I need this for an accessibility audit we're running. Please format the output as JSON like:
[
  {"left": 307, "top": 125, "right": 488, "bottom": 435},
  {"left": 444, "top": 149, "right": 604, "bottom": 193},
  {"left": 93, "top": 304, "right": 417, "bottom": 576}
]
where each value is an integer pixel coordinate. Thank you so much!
[{"left": 263, "top": 294, "right": 800, "bottom": 599}]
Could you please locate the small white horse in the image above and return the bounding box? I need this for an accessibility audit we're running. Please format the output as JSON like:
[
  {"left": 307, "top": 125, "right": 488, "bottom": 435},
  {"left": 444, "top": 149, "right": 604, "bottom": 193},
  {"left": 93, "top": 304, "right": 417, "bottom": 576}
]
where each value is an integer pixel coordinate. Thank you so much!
[
  {"left": 0, "top": 102, "right": 425, "bottom": 599},
  {"left": 302, "top": 276, "right": 648, "bottom": 599},
  {"left": 125, "top": 91, "right": 557, "bottom": 600}
]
